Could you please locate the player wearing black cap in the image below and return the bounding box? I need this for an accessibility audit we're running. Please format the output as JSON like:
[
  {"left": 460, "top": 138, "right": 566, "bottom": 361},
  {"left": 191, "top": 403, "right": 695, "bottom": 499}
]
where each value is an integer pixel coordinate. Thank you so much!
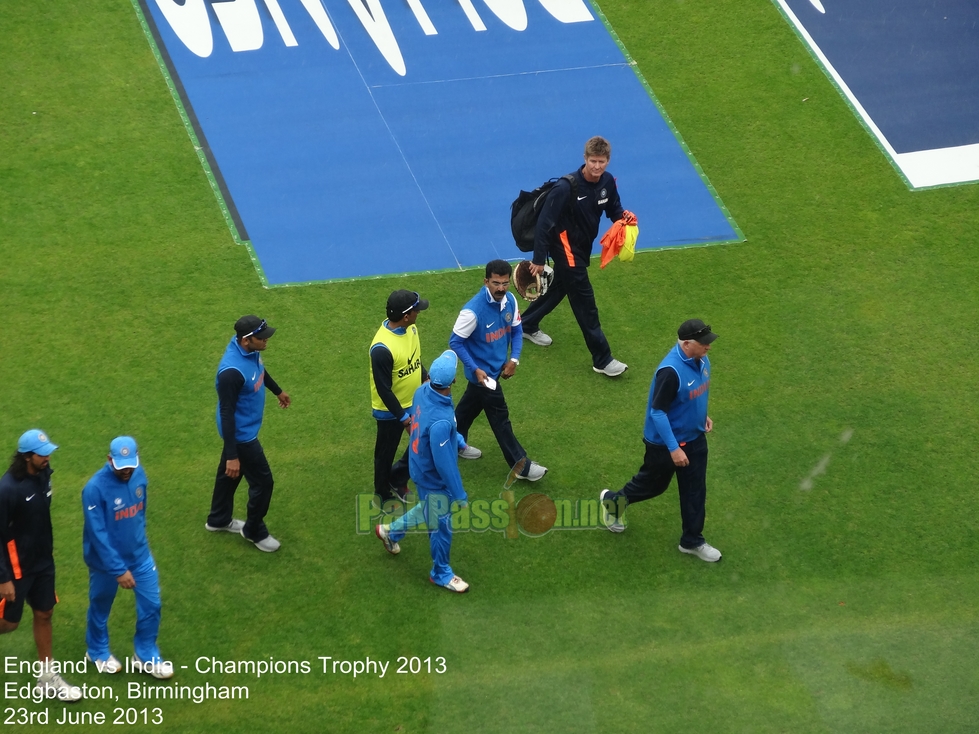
[
  {"left": 369, "top": 290, "right": 429, "bottom": 505},
  {"left": 599, "top": 320, "right": 722, "bottom": 562},
  {"left": 206, "top": 315, "right": 291, "bottom": 552}
]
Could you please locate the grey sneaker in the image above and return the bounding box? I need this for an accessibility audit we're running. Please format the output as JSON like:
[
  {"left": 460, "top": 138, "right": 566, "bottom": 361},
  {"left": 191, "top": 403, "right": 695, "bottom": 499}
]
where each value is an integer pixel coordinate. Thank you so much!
[
  {"left": 85, "top": 652, "right": 122, "bottom": 674},
  {"left": 375, "top": 524, "right": 400, "bottom": 555},
  {"left": 524, "top": 330, "right": 552, "bottom": 347},
  {"left": 594, "top": 358, "right": 628, "bottom": 377},
  {"left": 679, "top": 542, "right": 722, "bottom": 562},
  {"left": 132, "top": 654, "right": 174, "bottom": 680},
  {"left": 241, "top": 528, "right": 281, "bottom": 552},
  {"left": 458, "top": 445, "right": 482, "bottom": 460},
  {"left": 35, "top": 672, "right": 82, "bottom": 702},
  {"left": 205, "top": 519, "right": 245, "bottom": 533},
  {"left": 431, "top": 575, "right": 470, "bottom": 593},
  {"left": 517, "top": 461, "right": 547, "bottom": 481},
  {"left": 600, "top": 489, "right": 626, "bottom": 533}
]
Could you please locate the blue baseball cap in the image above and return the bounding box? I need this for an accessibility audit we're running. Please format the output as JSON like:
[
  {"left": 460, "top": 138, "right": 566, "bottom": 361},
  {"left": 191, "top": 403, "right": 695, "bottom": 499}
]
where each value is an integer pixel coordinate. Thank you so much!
[
  {"left": 109, "top": 436, "right": 140, "bottom": 470},
  {"left": 18, "top": 429, "right": 58, "bottom": 457},
  {"left": 429, "top": 350, "right": 458, "bottom": 388}
]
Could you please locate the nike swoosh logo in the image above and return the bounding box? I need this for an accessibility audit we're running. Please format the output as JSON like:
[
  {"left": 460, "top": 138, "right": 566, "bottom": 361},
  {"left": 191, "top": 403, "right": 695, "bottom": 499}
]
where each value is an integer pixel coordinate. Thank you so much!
[
  {"left": 440, "top": 439, "right": 450, "bottom": 447},
  {"left": 26, "top": 494, "right": 35, "bottom": 501},
  {"left": 687, "top": 380, "right": 696, "bottom": 386},
  {"left": 485, "top": 322, "right": 494, "bottom": 328},
  {"left": 577, "top": 196, "right": 587, "bottom": 201},
  {"left": 88, "top": 505, "right": 97, "bottom": 511}
]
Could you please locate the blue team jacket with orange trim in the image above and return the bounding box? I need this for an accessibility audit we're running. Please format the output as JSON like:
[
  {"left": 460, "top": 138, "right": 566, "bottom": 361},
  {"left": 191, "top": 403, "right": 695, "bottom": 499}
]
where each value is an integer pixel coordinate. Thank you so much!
[
  {"left": 0, "top": 467, "right": 55, "bottom": 584},
  {"left": 215, "top": 336, "right": 266, "bottom": 443},
  {"left": 532, "top": 167, "right": 624, "bottom": 268},
  {"left": 644, "top": 344, "right": 711, "bottom": 449},
  {"left": 407, "top": 383, "right": 467, "bottom": 504},
  {"left": 82, "top": 464, "right": 151, "bottom": 578}
]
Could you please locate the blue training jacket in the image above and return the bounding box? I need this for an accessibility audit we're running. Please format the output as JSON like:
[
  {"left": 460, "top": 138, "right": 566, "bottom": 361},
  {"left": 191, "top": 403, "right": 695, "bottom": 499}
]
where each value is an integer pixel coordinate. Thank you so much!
[
  {"left": 407, "top": 383, "right": 467, "bottom": 503},
  {"left": 215, "top": 336, "right": 266, "bottom": 443},
  {"left": 644, "top": 344, "right": 711, "bottom": 450},
  {"left": 449, "top": 287, "right": 523, "bottom": 383},
  {"left": 82, "top": 464, "right": 151, "bottom": 577}
]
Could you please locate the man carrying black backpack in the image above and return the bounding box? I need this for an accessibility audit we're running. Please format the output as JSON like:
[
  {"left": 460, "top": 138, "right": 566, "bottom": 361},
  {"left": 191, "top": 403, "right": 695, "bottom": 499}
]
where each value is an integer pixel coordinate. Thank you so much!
[{"left": 522, "top": 136, "right": 631, "bottom": 377}]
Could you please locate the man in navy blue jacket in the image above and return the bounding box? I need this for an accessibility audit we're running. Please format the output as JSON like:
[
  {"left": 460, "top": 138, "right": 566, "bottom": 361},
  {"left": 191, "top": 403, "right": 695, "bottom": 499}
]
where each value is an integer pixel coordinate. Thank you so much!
[
  {"left": 523, "top": 136, "right": 629, "bottom": 378},
  {"left": 449, "top": 260, "right": 546, "bottom": 481},
  {"left": 83, "top": 436, "right": 172, "bottom": 679},
  {"left": 375, "top": 351, "right": 471, "bottom": 593},
  {"left": 600, "top": 320, "right": 722, "bottom": 562},
  {"left": 0, "top": 429, "right": 82, "bottom": 701},
  {"left": 206, "top": 315, "right": 291, "bottom": 552}
]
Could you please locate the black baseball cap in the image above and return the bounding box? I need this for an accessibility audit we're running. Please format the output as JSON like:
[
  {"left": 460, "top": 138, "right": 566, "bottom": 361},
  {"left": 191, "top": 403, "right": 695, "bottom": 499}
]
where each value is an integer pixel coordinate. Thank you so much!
[
  {"left": 235, "top": 315, "right": 276, "bottom": 340},
  {"left": 677, "top": 319, "right": 718, "bottom": 344},
  {"left": 386, "top": 290, "right": 429, "bottom": 320}
]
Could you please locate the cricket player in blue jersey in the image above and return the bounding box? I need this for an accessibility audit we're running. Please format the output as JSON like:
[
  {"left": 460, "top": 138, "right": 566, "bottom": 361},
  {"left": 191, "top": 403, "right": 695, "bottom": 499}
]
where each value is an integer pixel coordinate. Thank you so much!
[
  {"left": 600, "top": 320, "right": 722, "bottom": 562},
  {"left": 450, "top": 259, "right": 547, "bottom": 481},
  {"left": 375, "top": 350, "right": 470, "bottom": 593},
  {"left": 82, "top": 436, "right": 173, "bottom": 679},
  {"left": 207, "top": 315, "right": 291, "bottom": 553}
]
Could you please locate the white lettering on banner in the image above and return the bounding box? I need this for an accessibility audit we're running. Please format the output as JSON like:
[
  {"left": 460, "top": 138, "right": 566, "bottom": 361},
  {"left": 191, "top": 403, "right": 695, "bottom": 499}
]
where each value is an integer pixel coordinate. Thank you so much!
[
  {"left": 457, "top": 0, "right": 487, "bottom": 31},
  {"left": 212, "top": 0, "right": 264, "bottom": 52},
  {"left": 481, "top": 0, "right": 527, "bottom": 31},
  {"left": 153, "top": 0, "right": 213, "bottom": 58},
  {"left": 298, "top": 0, "right": 340, "bottom": 49},
  {"left": 263, "top": 0, "right": 299, "bottom": 46},
  {"left": 407, "top": 0, "right": 438, "bottom": 35},
  {"left": 153, "top": 0, "right": 593, "bottom": 72},
  {"left": 538, "top": 0, "right": 593, "bottom": 23},
  {"left": 345, "top": 0, "right": 407, "bottom": 76}
]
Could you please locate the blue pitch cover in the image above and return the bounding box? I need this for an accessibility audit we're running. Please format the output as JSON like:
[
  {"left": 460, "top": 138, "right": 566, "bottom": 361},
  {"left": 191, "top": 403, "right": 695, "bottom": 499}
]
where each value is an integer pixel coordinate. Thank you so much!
[
  {"left": 140, "top": 0, "right": 740, "bottom": 284},
  {"left": 777, "top": 0, "right": 979, "bottom": 189}
]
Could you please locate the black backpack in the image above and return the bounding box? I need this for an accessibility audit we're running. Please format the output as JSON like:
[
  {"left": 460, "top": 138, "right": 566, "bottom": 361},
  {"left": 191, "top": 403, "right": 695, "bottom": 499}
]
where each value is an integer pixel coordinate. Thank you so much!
[{"left": 510, "top": 174, "right": 577, "bottom": 252}]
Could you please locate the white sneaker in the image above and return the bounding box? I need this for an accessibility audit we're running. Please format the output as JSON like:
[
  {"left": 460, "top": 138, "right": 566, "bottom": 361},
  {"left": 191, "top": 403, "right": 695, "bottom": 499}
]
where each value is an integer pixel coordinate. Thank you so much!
[
  {"left": 205, "top": 519, "right": 245, "bottom": 533},
  {"left": 35, "top": 672, "right": 82, "bottom": 702},
  {"left": 132, "top": 654, "right": 174, "bottom": 680},
  {"left": 599, "top": 489, "right": 626, "bottom": 533},
  {"left": 458, "top": 445, "right": 482, "bottom": 460},
  {"left": 431, "top": 575, "right": 470, "bottom": 593},
  {"left": 593, "top": 358, "right": 628, "bottom": 377},
  {"left": 517, "top": 461, "right": 547, "bottom": 481},
  {"left": 679, "top": 542, "right": 722, "bottom": 563},
  {"left": 375, "top": 524, "right": 400, "bottom": 555},
  {"left": 85, "top": 652, "right": 122, "bottom": 674},
  {"left": 241, "top": 528, "right": 281, "bottom": 552},
  {"left": 524, "top": 330, "right": 552, "bottom": 347}
]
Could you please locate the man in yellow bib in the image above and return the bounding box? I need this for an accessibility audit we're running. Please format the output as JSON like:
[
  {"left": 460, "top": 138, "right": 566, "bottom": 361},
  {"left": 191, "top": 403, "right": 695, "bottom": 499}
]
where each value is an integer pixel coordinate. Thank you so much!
[{"left": 369, "top": 290, "right": 430, "bottom": 505}]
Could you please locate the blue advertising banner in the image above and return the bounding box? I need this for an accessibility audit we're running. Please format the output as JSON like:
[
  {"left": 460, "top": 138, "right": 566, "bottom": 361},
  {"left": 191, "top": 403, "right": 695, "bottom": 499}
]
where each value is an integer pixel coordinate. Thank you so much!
[{"left": 137, "top": 0, "right": 741, "bottom": 284}]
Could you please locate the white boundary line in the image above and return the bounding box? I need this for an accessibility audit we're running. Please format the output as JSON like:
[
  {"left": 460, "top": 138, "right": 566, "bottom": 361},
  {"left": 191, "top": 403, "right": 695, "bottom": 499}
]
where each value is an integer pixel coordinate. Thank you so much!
[{"left": 775, "top": 0, "right": 979, "bottom": 190}]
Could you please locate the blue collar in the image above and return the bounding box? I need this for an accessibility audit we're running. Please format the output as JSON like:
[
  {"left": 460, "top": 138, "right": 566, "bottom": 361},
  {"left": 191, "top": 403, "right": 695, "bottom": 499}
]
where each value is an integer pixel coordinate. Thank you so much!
[
  {"left": 674, "top": 343, "right": 701, "bottom": 368},
  {"left": 383, "top": 319, "right": 408, "bottom": 335}
]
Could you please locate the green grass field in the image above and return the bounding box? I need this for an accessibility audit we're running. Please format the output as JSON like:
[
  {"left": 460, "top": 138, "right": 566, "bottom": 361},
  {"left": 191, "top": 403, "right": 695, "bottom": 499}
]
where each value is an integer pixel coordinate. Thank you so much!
[{"left": 3, "top": 1, "right": 979, "bottom": 731}]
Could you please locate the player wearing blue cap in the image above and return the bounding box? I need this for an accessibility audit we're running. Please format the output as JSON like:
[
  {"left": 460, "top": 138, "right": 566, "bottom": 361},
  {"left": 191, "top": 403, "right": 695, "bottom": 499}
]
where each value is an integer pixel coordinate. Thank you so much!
[
  {"left": 83, "top": 437, "right": 173, "bottom": 679},
  {"left": 0, "top": 430, "right": 82, "bottom": 701},
  {"left": 375, "top": 351, "right": 471, "bottom": 593}
]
